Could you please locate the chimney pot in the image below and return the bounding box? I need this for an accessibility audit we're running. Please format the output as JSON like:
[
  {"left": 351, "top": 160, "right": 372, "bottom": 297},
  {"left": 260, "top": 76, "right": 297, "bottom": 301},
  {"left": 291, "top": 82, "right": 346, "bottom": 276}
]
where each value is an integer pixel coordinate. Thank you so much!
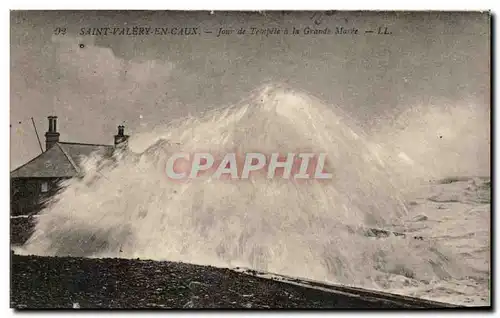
[
  {"left": 45, "top": 115, "right": 60, "bottom": 150},
  {"left": 114, "top": 125, "right": 129, "bottom": 147}
]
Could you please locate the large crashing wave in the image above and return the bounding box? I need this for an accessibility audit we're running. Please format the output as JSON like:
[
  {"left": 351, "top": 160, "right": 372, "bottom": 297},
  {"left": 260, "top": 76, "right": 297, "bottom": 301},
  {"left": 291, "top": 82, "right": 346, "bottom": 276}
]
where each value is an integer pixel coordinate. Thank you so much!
[{"left": 21, "top": 85, "right": 470, "bottom": 289}]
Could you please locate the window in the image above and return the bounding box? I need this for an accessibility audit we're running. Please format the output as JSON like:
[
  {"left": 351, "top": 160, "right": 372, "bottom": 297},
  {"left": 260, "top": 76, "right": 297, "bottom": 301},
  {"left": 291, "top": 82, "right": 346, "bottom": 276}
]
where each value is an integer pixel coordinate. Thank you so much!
[{"left": 41, "top": 181, "right": 49, "bottom": 193}]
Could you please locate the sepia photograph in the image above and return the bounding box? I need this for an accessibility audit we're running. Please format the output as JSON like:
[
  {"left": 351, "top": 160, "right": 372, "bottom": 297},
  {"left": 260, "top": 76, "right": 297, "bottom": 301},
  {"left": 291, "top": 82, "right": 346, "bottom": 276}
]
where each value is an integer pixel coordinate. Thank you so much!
[{"left": 9, "top": 10, "right": 491, "bottom": 309}]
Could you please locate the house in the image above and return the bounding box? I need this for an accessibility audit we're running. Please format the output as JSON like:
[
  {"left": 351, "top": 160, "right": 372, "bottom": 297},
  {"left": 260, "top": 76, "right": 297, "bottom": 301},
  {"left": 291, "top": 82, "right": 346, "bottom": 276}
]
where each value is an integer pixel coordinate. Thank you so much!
[{"left": 10, "top": 116, "right": 129, "bottom": 216}]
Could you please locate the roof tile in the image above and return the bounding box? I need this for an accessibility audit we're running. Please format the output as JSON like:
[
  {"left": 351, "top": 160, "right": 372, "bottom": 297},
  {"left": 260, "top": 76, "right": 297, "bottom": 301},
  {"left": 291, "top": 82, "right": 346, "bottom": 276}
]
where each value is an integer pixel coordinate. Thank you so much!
[{"left": 10, "top": 142, "right": 114, "bottom": 178}]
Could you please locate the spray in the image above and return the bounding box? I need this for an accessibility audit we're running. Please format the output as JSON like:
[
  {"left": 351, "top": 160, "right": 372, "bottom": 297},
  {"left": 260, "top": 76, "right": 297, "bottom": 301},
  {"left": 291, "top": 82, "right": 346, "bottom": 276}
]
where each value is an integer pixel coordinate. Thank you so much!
[{"left": 21, "top": 85, "right": 474, "bottom": 292}]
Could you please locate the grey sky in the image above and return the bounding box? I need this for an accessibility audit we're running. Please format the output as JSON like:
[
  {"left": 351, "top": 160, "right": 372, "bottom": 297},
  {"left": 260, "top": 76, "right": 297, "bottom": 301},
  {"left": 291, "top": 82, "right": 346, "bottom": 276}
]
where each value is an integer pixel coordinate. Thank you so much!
[{"left": 10, "top": 11, "right": 490, "bottom": 170}]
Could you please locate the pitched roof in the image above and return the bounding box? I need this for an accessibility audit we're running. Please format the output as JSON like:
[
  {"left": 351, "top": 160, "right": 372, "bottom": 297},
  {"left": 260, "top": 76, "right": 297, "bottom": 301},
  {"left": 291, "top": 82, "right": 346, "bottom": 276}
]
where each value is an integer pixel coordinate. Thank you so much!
[{"left": 10, "top": 142, "right": 114, "bottom": 178}]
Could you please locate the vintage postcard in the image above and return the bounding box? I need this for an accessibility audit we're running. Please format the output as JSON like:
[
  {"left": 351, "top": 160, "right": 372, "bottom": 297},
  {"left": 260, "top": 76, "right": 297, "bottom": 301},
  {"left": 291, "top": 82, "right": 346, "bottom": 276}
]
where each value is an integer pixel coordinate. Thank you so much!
[{"left": 10, "top": 10, "right": 491, "bottom": 309}]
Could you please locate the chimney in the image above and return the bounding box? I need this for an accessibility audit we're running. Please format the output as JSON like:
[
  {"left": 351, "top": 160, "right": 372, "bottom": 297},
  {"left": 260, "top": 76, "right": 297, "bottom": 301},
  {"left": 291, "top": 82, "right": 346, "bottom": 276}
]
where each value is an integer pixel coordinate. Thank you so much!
[
  {"left": 114, "top": 125, "right": 129, "bottom": 147},
  {"left": 45, "top": 116, "right": 60, "bottom": 150}
]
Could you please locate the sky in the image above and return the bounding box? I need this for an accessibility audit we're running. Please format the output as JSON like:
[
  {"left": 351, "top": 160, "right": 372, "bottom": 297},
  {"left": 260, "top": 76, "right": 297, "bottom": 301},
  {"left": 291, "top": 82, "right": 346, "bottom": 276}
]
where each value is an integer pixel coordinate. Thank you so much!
[{"left": 10, "top": 11, "right": 490, "bottom": 170}]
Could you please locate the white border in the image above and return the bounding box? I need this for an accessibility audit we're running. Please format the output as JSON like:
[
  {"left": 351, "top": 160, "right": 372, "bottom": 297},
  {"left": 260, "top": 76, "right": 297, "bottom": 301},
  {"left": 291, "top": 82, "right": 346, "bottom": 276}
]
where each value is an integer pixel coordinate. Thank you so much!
[
  {"left": 2, "top": 1, "right": 498, "bottom": 10},
  {"left": 2, "top": 1, "right": 496, "bottom": 317}
]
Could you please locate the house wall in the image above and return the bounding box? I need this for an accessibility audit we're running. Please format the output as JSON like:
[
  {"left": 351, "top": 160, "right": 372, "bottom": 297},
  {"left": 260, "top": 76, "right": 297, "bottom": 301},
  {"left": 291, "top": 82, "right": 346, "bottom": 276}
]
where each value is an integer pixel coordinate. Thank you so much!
[{"left": 10, "top": 178, "right": 67, "bottom": 216}]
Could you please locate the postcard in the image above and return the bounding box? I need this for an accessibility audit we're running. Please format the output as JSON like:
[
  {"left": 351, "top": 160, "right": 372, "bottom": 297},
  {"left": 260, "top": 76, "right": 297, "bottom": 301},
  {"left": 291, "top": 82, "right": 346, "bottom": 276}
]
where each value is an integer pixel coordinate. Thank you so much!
[{"left": 10, "top": 10, "right": 491, "bottom": 309}]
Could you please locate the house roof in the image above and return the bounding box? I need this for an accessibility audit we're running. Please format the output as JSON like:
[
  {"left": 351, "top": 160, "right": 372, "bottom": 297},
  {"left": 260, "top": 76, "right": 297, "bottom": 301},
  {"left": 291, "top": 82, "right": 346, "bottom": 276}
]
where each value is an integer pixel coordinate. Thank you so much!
[{"left": 10, "top": 142, "right": 114, "bottom": 178}]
